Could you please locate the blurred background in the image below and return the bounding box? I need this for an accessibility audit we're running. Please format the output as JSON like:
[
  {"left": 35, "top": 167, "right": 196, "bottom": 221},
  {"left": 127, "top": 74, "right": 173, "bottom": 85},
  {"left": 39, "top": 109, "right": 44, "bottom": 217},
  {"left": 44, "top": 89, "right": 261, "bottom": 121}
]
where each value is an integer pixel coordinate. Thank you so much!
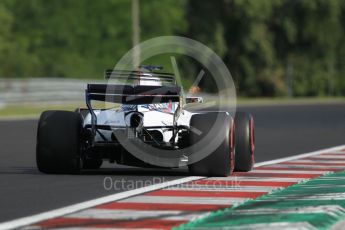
[{"left": 0, "top": 0, "right": 345, "bottom": 116}]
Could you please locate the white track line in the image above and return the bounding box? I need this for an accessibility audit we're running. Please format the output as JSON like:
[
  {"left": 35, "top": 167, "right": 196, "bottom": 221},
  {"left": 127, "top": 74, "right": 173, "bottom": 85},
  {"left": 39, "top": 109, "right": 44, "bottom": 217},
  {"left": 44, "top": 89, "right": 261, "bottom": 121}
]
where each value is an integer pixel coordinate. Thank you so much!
[
  {"left": 322, "top": 151, "right": 345, "bottom": 154},
  {"left": 249, "top": 169, "right": 328, "bottom": 174},
  {"left": 118, "top": 195, "right": 248, "bottom": 205},
  {"left": 254, "top": 145, "right": 345, "bottom": 167},
  {"left": 1, "top": 144, "right": 345, "bottom": 230},
  {"left": 310, "top": 155, "right": 345, "bottom": 159},
  {"left": 261, "top": 164, "right": 345, "bottom": 169},
  {"left": 289, "top": 159, "right": 345, "bottom": 164},
  {"left": 207, "top": 176, "right": 304, "bottom": 182},
  {"left": 66, "top": 209, "right": 204, "bottom": 221},
  {"left": 164, "top": 186, "right": 277, "bottom": 192},
  {"left": 0, "top": 177, "right": 204, "bottom": 230}
]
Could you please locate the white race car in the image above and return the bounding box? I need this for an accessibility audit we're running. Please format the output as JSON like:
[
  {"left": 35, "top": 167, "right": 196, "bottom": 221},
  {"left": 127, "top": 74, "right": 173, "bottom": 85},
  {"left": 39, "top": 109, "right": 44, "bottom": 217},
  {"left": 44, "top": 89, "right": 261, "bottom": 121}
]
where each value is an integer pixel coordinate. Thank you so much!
[{"left": 36, "top": 66, "right": 255, "bottom": 176}]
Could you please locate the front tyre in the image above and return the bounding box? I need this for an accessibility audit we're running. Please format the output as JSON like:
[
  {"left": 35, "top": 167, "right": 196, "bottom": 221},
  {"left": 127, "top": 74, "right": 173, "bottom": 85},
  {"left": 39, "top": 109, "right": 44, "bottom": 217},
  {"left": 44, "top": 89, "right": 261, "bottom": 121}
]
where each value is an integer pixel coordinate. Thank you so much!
[
  {"left": 36, "top": 110, "right": 83, "bottom": 174},
  {"left": 188, "top": 112, "right": 234, "bottom": 177},
  {"left": 234, "top": 112, "right": 255, "bottom": 172}
]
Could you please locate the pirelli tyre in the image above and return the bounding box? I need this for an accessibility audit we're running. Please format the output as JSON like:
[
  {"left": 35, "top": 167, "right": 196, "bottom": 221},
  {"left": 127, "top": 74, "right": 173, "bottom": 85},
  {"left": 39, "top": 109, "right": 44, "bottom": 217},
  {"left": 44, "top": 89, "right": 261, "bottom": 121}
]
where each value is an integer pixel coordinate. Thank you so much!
[
  {"left": 234, "top": 111, "right": 255, "bottom": 172},
  {"left": 188, "top": 112, "right": 234, "bottom": 177},
  {"left": 36, "top": 110, "right": 83, "bottom": 174}
]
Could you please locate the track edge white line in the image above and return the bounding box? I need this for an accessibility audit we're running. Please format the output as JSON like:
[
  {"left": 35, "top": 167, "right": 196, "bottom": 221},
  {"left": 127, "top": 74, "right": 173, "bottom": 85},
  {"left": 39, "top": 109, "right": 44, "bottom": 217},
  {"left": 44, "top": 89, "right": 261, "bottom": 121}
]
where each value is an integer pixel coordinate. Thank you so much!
[
  {"left": 254, "top": 145, "right": 345, "bottom": 167},
  {"left": 2, "top": 144, "right": 345, "bottom": 230},
  {"left": 0, "top": 176, "right": 204, "bottom": 230}
]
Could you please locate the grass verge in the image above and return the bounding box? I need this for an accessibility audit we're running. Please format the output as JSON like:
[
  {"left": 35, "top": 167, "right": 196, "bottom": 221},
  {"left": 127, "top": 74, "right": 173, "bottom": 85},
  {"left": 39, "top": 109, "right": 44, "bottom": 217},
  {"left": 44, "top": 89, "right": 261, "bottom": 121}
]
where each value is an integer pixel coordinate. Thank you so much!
[
  {"left": 1, "top": 97, "right": 344, "bottom": 118},
  {"left": 0, "top": 103, "right": 84, "bottom": 119}
]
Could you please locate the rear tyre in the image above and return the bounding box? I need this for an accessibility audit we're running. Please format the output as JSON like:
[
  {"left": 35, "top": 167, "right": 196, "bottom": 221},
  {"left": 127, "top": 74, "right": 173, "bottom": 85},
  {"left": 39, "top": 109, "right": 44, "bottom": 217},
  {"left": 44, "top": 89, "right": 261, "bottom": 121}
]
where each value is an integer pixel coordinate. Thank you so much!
[
  {"left": 36, "top": 110, "right": 83, "bottom": 174},
  {"left": 188, "top": 112, "right": 234, "bottom": 177},
  {"left": 234, "top": 112, "right": 255, "bottom": 172}
]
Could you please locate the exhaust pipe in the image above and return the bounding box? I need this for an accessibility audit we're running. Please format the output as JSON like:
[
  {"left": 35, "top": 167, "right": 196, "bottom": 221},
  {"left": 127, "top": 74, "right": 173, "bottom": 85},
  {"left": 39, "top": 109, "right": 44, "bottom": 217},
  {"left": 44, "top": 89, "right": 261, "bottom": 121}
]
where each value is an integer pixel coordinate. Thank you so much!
[{"left": 125, "top": 112, "right": 143, "bottom": 129}]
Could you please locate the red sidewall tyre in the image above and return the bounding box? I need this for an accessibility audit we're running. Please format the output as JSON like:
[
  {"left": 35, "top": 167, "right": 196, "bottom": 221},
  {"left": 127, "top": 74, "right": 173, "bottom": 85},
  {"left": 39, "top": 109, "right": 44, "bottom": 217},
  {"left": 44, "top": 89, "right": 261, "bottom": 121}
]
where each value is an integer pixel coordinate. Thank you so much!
[{"left": 234, "top": 112, "right": 255, "bottom": 172}]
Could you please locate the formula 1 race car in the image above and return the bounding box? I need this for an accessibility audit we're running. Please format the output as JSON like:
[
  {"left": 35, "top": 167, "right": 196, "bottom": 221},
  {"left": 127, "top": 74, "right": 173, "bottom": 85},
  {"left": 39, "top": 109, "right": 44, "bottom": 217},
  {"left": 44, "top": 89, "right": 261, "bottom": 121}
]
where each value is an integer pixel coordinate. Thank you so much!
[{"left": 36, "top": 66, "right": 255, "bottom": 176}]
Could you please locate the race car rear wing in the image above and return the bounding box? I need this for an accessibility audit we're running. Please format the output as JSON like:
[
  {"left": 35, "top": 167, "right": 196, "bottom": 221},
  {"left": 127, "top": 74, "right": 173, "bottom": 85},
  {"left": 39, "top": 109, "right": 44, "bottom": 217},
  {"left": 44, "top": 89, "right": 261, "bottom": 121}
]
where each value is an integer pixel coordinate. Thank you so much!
[
  {"left": 104, "top": 69, "right": 176, "bottom": 85},
  {"left": 86, "top": 84, "right": 181, "bottom": 104}
]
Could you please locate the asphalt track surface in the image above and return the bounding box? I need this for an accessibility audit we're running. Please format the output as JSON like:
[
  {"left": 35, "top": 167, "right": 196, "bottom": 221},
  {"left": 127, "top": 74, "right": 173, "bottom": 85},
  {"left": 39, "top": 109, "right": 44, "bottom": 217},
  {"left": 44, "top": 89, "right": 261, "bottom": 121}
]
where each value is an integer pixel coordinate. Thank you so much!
[{"left": 0, "top": 103, "right": 345, "bottom": 223}]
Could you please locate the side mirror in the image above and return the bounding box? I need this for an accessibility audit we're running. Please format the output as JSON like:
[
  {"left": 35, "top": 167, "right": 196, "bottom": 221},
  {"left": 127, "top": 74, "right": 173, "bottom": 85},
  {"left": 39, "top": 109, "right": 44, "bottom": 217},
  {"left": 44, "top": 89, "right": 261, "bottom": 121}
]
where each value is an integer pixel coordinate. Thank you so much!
[{"left": 186, "top": 97, "right": 203, "bottom": 104}]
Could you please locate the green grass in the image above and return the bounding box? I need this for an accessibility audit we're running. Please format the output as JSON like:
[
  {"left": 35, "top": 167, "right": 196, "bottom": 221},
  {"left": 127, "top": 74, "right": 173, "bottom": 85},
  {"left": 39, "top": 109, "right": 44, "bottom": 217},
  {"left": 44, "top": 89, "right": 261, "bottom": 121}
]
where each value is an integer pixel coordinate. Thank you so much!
[
  {"left": 1, "top": 97, "right": 344, "bottom": 118},
  {"left": 0, "top": 104, "right": 84, "bottom": 118},
  {"left": 237, "top": 96, "right": 345, "bottom": 106}
]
